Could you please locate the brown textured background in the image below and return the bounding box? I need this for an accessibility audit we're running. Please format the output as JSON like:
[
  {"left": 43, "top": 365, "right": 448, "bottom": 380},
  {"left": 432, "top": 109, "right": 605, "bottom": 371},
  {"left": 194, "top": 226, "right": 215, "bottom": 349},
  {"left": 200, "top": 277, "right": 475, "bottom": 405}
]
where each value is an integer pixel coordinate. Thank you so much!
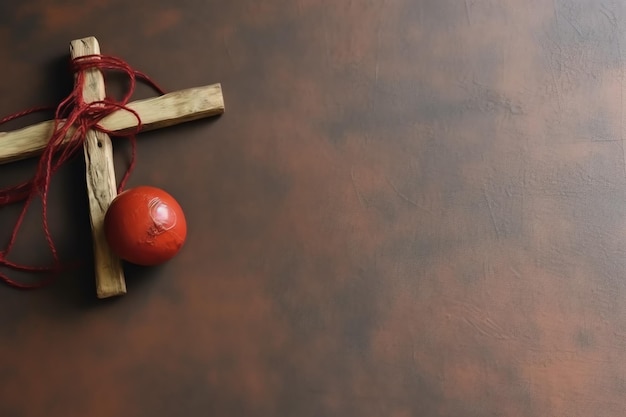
[{"left": 1, "top": 0, "right": 626, "bottom": 416}]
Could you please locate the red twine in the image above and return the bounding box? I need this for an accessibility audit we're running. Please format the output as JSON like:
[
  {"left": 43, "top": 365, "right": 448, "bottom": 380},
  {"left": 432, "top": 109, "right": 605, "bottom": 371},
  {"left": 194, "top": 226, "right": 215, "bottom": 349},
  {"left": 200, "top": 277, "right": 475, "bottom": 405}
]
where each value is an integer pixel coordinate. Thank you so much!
[{"left": 0, "top": 54, "right": 165, "bottom": 289}]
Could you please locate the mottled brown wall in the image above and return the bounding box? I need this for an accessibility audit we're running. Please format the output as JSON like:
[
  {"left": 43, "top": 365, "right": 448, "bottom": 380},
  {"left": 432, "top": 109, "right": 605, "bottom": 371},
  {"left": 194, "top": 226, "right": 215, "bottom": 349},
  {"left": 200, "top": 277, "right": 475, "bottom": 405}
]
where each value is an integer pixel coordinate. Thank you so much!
[{"left": 1, "top": 1, "right": 626, "bottom": 416}]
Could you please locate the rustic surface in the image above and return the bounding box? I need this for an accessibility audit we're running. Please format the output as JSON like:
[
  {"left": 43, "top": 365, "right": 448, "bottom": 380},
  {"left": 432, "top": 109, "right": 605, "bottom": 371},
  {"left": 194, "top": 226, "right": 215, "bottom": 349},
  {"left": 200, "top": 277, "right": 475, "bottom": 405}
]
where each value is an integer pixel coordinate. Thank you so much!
[{"left": 1, "top": 0, "right": 626, "bottom": 415}]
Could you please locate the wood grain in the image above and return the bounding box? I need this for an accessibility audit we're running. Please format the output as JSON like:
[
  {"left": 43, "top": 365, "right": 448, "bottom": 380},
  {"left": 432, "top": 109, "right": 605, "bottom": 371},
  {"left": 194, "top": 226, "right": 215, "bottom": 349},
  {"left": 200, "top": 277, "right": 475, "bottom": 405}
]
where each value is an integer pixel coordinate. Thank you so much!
[
  {"left": 0, "top": 84, "right": 224, "bottom": 165},
  {"left": 70, "top": 36, "right": 126, "bottom": 298}
]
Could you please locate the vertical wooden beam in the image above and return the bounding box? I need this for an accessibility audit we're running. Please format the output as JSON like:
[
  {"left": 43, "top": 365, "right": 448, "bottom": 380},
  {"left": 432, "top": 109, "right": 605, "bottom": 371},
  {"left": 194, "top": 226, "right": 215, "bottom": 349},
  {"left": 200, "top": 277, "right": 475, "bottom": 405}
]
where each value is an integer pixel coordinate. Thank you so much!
[{"left": 70, "top": 37, "right": 126, "bottom": 298}]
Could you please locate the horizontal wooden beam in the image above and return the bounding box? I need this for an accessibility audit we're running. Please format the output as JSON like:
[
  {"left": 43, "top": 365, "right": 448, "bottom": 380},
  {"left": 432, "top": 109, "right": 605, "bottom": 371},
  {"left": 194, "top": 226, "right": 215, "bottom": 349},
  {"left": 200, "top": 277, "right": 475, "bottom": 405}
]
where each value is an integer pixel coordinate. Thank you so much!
[{"left": 0, "top": 83, "right": 224, "bottom": 165}]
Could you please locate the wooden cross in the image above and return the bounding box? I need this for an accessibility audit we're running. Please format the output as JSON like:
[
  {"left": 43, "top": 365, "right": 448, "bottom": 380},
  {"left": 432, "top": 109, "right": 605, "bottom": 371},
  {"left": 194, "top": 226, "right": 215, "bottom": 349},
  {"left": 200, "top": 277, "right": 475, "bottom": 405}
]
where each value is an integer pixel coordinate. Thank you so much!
[{"left": 0, "top": 36, "right": 224, "bottom": 298}]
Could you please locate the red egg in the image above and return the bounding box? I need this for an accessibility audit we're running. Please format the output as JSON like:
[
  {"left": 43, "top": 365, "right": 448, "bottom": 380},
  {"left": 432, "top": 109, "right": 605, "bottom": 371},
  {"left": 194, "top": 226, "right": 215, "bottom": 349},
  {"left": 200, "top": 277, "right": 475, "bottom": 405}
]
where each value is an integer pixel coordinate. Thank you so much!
[{"left": 104, "top": 186, "right": 187, "bottom": 266}]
